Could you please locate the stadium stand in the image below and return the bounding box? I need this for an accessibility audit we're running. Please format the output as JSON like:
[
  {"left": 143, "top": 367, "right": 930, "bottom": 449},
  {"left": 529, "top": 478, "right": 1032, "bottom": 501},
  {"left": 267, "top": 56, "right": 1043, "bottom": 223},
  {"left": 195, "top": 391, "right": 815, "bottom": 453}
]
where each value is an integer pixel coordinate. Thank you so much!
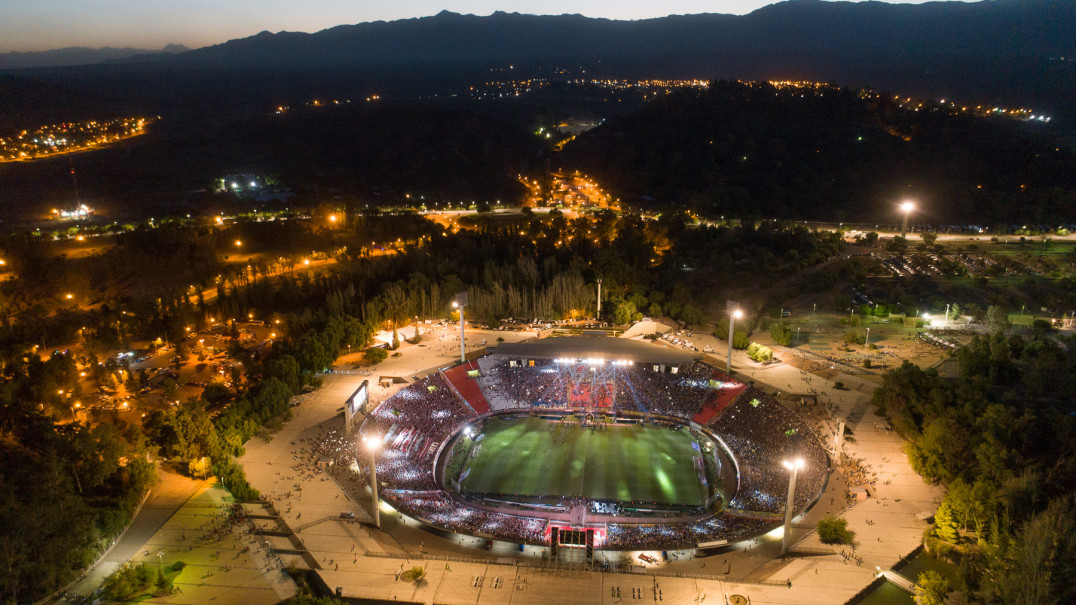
[
  {"left": 358, "top": 347, "right": 827, "bottom": 549},
  {"left": 441, "top": 361, "right": 491, "bottom": 414}
]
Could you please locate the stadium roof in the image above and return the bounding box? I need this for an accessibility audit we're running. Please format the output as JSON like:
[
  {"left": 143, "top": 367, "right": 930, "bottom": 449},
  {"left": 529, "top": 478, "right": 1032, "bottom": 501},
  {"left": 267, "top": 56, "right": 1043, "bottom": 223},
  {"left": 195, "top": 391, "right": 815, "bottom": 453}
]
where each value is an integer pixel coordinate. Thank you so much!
[{"left": 490, "top": 336, "right": 699, "bottom": 365}]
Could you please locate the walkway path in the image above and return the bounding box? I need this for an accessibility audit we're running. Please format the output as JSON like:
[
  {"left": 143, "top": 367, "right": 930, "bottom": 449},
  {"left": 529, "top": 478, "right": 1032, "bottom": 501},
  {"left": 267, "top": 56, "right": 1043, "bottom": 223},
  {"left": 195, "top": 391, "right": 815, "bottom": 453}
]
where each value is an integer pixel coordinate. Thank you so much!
[{"left": 63, "top": 469, "right": 205, "bottom": 600}]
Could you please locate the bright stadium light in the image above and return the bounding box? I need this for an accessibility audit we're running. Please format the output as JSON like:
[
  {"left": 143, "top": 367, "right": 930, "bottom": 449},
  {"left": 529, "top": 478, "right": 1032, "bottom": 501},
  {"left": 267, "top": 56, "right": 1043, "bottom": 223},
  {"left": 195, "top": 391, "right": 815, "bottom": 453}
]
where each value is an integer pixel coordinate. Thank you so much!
[
  {"left": 726, "top": 303, "right": 743, "bottom": 373},
  {"left": 362, "top": 435, "right": 382, "bottom": 528},
  {"left": 899, "top": 200, "right": 916, "bottom": 239},
  {"left": 452, "top": 293, "right": 468, "bottom": 362},
  {"left": 780, "top": 457, "right": 806, "bottom": 554}
]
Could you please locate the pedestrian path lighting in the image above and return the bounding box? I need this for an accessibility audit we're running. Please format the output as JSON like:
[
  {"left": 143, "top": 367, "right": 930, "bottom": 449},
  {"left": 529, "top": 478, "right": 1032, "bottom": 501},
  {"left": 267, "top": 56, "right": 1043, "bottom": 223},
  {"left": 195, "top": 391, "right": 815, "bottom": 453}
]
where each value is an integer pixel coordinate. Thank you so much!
[
  {"left": 363, "top": 435, "right": 382, "bottom": 528},
  {"left": 781, "top": 458, "right": 805, "bottom": 554}
]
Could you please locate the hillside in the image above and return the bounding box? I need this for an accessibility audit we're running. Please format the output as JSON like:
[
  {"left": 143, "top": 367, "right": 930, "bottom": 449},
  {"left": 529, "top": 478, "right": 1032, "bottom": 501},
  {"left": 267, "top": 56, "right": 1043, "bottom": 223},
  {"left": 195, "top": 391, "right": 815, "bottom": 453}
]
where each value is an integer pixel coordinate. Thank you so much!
[
  {"left": 0, "top": 104, "right": 540, "bottom": 221},
  {"left": 561, "top": 80, "right": 1076, "bottom": 223}
]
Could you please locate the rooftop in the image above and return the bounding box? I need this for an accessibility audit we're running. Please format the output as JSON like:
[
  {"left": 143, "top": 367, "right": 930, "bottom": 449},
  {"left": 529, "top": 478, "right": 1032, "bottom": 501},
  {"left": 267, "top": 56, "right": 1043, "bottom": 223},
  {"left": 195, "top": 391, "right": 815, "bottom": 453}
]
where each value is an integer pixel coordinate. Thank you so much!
[{"left": 490, "top": 335, "right": 699, "bottom": 365}]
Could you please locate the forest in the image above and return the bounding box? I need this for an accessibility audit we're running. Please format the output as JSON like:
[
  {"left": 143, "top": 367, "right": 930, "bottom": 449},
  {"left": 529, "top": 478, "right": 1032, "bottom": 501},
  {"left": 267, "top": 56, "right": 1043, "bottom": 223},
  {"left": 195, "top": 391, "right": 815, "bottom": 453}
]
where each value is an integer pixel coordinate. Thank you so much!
[{"left": 872, "top": 331, "right": 1076, "bottom": 603}]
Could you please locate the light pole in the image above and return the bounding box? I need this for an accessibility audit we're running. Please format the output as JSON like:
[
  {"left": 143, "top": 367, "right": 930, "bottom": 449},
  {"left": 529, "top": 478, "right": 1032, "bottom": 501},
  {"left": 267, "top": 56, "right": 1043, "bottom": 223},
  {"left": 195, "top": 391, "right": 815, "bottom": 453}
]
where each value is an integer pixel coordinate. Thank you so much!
[
  {"left": 596, "top": 278, "right": 603, "bottom": 320},
  {"left": 899, "top": 201, "right": 915, "bottom": 239},
  {"left": 727, "top": 308, "right": 743, "bottom": 373},
  {"left": 864, "top": 327, "right": 870, "bottom": 348},
  {"left": 452, "top": 293, "right": 468, "bottom": 363},
  {"left": 944, "top": 303, "right": 950, "bottom": 328},
  {"left": 363, "top": 435, "right": 382, "bottom": 529},
  {"left": 781, "top": 458, "right": 805, "bottom": 554}
]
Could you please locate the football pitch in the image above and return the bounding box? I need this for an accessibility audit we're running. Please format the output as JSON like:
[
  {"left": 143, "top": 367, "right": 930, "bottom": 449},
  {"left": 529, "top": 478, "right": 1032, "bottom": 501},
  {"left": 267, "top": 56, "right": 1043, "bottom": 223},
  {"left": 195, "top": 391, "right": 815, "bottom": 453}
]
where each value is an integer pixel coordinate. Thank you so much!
[{"left": 455, "top": 416, "right": 706, "bottom": 506}]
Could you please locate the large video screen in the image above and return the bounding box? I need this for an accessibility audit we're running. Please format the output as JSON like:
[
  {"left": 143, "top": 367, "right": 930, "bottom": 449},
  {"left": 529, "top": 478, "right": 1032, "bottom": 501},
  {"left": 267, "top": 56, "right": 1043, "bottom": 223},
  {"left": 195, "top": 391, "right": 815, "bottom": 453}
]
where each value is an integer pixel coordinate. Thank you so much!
[{"left": 349, "top": 381, "right": 368, "bottom": 414}]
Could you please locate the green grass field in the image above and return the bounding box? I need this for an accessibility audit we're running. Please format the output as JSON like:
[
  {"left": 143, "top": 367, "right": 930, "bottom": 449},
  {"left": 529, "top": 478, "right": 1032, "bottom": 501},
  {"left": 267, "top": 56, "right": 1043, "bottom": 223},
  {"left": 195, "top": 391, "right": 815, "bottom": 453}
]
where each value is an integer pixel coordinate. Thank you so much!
[{"left": 456, "top": 416, "right": 705, "bottom": 506}]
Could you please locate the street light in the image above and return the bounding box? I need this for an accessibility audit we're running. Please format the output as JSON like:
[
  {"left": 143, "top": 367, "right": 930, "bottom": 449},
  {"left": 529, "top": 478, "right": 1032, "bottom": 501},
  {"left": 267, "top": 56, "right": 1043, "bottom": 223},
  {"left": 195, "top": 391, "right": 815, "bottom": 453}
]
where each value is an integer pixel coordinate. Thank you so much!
[
  {"left": 452, "top": 293, "right": 468, "bottom": 363},
  {"left": 864, "top": 327, "right": 870, "bottom": 348},
  {"left": 362, "top": 435, "right": 382, "bottom": 528},
  {"left": 781, "top": 458, "right": 805, "bottom": 554},
  {"left": 727, "top": 308, "right": 743, "bottom": 373},
  {"left": 899, "top": 201, "right": 915, "bottom": 239}
]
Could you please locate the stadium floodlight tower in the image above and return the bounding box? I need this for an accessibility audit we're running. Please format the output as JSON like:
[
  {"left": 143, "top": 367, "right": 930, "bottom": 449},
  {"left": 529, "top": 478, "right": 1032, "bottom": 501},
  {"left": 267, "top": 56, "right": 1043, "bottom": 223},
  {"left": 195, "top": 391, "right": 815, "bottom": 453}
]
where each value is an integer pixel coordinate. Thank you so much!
[
  {"left": 363, "top": 435, "right": 382, "bottom": 529},
  {"left": 899, "top": 200, "right": 915, "bottom": 239},
  {"left": 781, "top": 458, "right": 805, "bottom": 554},
  {"left": 452, "top": 292, "right": 468, "bottom": 363},
  {"left": 596, "top": 278, "right": 603, "bottom": 320},
  {"left": 726, "top": 303, "right": 744, "bottom": 373}
]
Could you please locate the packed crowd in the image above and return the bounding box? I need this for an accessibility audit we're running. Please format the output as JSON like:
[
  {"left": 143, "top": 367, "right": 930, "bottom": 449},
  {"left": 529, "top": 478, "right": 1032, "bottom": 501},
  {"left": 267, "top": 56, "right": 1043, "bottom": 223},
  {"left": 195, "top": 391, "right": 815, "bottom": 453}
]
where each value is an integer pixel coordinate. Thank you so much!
[
  {"left": 383, "top": 490, "right": 547, "bottom": 543},
  {"left": 603, "top": 512, "right": 776, "bottom": 550},
  {"left": 716, "top": 387, "right": 828, "bottom": 514},
  {"left": 475, "top": 356, "right": 741, "bottom": 420},
  {"left": 361, "top": 374, "right": 477, "bottom": 491}
]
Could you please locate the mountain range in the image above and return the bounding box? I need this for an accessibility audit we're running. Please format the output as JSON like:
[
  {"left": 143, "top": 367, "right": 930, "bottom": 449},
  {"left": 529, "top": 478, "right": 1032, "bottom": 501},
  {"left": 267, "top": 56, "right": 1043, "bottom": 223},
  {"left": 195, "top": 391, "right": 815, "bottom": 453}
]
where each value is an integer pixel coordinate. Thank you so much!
[
  {"left": 174, "top": 0, "right": 1073, "bottom": 70},
  {"left": 0, "top": 45, "right": 188, "bottom": 70},
  {"left": 2, "top": 0, "right": 1074, "bottom": 115}
]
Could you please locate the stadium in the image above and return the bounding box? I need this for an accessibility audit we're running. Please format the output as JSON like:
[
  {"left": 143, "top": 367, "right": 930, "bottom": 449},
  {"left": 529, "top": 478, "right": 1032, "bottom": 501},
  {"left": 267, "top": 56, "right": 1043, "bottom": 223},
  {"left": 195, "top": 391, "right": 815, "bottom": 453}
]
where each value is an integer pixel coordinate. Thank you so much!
[{"left": 355, "top": 337, "right": 828, "bottom": 554}]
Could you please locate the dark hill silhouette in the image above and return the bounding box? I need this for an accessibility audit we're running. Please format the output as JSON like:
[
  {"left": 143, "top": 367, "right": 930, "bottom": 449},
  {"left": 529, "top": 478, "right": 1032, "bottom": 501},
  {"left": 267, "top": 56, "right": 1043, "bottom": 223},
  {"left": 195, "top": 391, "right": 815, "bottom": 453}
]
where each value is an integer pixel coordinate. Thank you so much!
[
  {"left": 158, "top": 0, "right": 1073, "bottom": 105},
  {"left": 0, "top": 103, "right": 539, "bottom": 221},
  {"left": 561, "top": 80, "right": 1076, "bottom": 223},
  {"left": 178, "top": 2, "right": 1073, "bottom": 67},
  {"left": 0, "top": 45, "right": 187, "bottom": 70}
]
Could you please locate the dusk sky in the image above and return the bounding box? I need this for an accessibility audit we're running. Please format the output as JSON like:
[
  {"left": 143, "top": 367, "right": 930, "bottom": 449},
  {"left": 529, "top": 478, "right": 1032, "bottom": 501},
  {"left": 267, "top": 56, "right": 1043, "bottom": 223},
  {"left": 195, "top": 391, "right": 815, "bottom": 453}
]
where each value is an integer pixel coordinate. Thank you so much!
[{"left": 0, "top": 0, "right": 963, "bottom": 53}]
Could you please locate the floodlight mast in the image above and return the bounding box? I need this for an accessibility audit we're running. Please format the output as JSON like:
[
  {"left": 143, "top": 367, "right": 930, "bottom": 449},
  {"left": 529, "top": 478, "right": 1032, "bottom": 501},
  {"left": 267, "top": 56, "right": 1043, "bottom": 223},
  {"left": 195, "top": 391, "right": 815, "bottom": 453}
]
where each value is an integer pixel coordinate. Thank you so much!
[
  {"left": 781, "top": 458, "right": 805, "bottom": 554},
  {"left": 727, "top": 308, "right": 743, "bottom": 373},
  {"left": 363, "top": 435, "right": 382, "bottom": 528},
  {"left": 900, "top": 201, "right": 915, "bottom": 239},
  {"left": 452, "top": 292, "right": 468, "bottom": 362}
]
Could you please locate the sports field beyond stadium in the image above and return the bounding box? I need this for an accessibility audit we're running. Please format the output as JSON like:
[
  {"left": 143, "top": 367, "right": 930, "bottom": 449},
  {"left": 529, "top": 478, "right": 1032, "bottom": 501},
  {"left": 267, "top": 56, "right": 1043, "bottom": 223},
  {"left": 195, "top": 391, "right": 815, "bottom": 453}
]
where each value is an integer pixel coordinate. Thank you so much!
[{"left": 456, "top": 416, "right": 706, "bottom": 506}]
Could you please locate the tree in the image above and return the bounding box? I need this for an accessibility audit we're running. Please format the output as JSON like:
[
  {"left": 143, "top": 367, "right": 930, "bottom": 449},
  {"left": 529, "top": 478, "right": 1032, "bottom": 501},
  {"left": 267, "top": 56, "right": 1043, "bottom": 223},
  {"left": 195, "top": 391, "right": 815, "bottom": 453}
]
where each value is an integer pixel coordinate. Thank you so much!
[
  {"left": 155, "top": 566, "right": 171, "bottom": 594},
  {"left": 863, "top": 231, "right": 879, "bottom": 246},
  {"left": 613, "top": 301, "right": 638, "bottom": 326},
  {"left": 933, "top": 502, "right": 960, "bottom": 543},
  {"left": 817, "top": 516, "right": 855, "bottom": 544},
  {"left": 913, "top": 570, "right": 950, "bottom": 605},
  {"left": 202, "top": 382, "right": 230, "bottom": 405},
  {"left": 986, "top": 305, "right": 1010, "bottom": 333},
  {"left": 732, "top": 331, "right": 749, "bottom": 349},
  {"left": 769, "top": 322, "right": 793, "bottom": 346},
  {"left": 922, "top": 232, "right": 938, "bottom": 246},
  {"left": 746, "top": 342, "right": 773, "bottom": 362},
  {"left": 364, "top": 347, "right": 388, "bottom": 364}
]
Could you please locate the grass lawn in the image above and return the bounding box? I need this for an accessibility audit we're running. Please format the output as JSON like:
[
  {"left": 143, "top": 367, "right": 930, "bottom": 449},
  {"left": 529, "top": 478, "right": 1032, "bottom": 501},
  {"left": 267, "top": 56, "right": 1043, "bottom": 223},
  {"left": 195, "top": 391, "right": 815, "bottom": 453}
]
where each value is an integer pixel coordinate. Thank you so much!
[{"left": 456, "top": 416, "right": 705, "bottom": 506}]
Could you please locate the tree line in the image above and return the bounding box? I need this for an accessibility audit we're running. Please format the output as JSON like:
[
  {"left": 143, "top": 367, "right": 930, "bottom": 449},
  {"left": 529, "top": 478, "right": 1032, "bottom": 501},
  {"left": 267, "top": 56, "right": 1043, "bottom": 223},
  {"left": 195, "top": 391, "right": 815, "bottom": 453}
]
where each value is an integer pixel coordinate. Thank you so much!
[{"left": 872, "top": 330, "right": 1076, "bottom": 603}]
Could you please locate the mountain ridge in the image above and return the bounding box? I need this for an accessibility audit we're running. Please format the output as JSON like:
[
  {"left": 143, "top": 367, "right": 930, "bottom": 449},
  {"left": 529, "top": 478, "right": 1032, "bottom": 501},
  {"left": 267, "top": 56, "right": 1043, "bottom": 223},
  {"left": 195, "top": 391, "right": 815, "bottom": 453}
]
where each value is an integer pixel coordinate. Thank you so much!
[{"left": 0, "top": 45, "right": 188, "bottom": 70}]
